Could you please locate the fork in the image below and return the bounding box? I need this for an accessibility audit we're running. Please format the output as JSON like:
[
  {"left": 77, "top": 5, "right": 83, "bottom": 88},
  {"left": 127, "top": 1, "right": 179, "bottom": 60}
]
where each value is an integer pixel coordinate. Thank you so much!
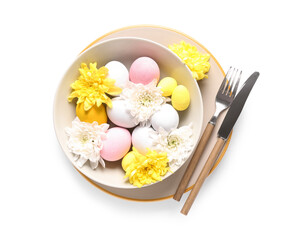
[{"left": 173, "top": 67, "right": 242, "bottom": 201}]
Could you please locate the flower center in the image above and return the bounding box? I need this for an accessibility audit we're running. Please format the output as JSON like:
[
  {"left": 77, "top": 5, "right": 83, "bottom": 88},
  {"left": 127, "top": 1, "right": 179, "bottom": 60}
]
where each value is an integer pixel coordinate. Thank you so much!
[
  {"left": 80, "top": 135, "right": 89, "bottom": 144},
  {"left": 138, "top": 92, "right": 154, "bottom": 107},
  {"left": 167, "top": 135, "right": 180, "bottom": 149}
]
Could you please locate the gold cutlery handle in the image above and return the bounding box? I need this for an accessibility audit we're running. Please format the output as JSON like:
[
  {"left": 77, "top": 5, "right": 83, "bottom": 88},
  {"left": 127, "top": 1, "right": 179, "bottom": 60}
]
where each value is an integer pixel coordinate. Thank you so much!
[
  {"left": 173, "top": 122, "right": 215, "bottom": 201},
  {"left": 181, "top": 137, "right": 225, "bottom": 215}
]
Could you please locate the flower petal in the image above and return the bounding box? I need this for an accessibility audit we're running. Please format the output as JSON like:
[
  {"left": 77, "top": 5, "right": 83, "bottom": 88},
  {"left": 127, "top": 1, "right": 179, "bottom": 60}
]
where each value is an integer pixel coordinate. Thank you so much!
[
  {"left": 99, "top": 158, "right": 106, "bottom": 168},
  {"left": 107, "top": 86, "right": 122, "bottom": 95},
  {"left": 77, "top": 156, "right": 88, "bottom": 167},
  {"left": 89, "top": 159, "right": 99, "bottom": 169}
]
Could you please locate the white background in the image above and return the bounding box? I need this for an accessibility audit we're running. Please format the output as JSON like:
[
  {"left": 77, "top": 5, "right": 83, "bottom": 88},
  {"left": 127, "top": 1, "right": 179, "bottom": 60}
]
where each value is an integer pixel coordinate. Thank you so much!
[{"left": 1, "top": 0, "right": 306, "bottom": 239}]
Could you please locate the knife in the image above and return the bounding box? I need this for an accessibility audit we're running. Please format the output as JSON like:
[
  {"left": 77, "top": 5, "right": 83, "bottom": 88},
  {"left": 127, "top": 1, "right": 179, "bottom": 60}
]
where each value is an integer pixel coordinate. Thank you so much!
[{"left": 181, "top": 71, "right": 260, "bottom": 215}]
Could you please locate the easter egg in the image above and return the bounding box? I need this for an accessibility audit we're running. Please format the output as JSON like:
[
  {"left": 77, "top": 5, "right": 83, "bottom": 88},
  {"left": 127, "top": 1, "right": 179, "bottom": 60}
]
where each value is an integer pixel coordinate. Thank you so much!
[
  {"left": 105, "top": 61, "right": 129, "bottom": 92},
  {"left": 132, "top": 126, "right": 156, "bottom": 155},
  {"left": 76, "top": 102, "right": 107, "bottom": 125},
  {"left": 122, "top": 151, "right": 135, "bottom": 171},
  {"left": 107, "top": 100, "right": 137, "bottom": 128},
  {"left": 157, "top": 77, "right": 177, "bottom": 96},
  {"left": 150, "top": 104, "right": 179, "bottom": 132},
  {"left": 100, "top": 127, "right": 131, "bottom": 161},
  {"left": 129, "top": 57, "right": 160, "bottom": 85},
  {"left": 171, "top": 85, "right": 190, "bottom": 111}
]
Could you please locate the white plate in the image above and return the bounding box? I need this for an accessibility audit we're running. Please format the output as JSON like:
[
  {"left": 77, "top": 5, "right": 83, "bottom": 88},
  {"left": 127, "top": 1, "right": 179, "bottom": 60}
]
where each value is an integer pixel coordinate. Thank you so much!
[
  {"left": 58, "top": 25, "right": 231, "bottom": 201},
  {"left": 54, "top": 37, "right": 203, "bottom": 189}
]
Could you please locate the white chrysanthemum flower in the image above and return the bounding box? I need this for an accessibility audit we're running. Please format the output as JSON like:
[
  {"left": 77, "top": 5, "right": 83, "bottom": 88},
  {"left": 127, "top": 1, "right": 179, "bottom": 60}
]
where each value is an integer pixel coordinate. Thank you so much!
[
  {"left": 117, "top": 81, "right": 169, "bottom": 126},
  {"left": 65, "top": 117, "right": 109, "bottom": 169},
  {"left": 151, "top": 123, "right": 194, "bottom": 171}
]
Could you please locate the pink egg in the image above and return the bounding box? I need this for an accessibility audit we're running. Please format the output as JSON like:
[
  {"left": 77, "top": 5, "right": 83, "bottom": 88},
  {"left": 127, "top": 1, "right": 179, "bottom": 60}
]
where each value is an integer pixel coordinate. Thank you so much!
[
  {"left": 100, "top": 127, "right": 131, "bottom": 161},
  {"left": 129, "top": 57, "right": 160, "bottom": 85}
]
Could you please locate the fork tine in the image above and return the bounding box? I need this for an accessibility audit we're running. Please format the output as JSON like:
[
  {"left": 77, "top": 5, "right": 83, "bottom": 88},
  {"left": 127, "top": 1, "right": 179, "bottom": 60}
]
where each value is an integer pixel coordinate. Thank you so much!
[
  {"left": 224, "top": 67, "right": 236, "bottom": 94},
  {"left": 226, "top": 69, "right": 239, "bottom": 96},
  {"left": 230, "top": 70, "right": 242, "bottom": 97},
  {"left": 219, "top": 67, "right": 232, "bottom": 92},
  {"left": 226, "top": 68, "right": 238, "bottom": 95}
]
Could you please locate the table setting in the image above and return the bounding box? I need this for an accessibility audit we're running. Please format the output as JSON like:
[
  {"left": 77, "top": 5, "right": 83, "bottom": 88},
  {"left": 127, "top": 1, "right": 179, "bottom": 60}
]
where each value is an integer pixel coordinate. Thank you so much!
[{"left": 54, "top": 25, "right": 259, "bottom": 215}]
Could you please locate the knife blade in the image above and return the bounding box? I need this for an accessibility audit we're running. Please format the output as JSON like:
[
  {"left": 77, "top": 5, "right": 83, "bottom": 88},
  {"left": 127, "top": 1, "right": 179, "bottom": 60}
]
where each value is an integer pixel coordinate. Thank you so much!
[
  {"left": 181, "top": 71, "right": 260, "bottom": 215},
  {"left": 218, "top": 71, "right": 260, "bottom": 140}
]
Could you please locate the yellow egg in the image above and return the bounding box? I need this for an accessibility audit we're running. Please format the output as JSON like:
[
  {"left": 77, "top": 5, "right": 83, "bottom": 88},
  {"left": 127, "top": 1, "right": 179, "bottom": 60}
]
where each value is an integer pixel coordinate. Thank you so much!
[
  {"left": 76, "top": 102, "right": 107, "bottom": 125},
  {"left": 157, "top": 77, "right": 177, "bottom": 96},
  {"left": 171, "top": 85, "right": 190, "bottom": 111},
  {"left": 122, "top": 152, "right": 136, "bottom": 171}
]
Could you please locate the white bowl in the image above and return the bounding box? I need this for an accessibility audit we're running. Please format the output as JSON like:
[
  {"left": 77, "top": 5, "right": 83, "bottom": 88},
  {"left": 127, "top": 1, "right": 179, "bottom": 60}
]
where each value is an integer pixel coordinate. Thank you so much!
[{"left": 54, "top": 37, "right": 203, "bottom": 189}]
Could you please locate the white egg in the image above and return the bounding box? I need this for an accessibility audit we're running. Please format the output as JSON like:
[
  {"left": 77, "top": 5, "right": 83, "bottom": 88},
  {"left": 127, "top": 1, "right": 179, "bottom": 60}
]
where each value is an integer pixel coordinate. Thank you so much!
[
  {"left": 107, "top": 100, "right": 137, "bottom": 128},
  {"left": 150, "top": 104, "right": 179, "bottom": 132},
  {"left": 105, "top": 61, "right": 129, "bottom": 93},
  {"left": 132, "top": 126, "right": 156, "bottom": 155}
]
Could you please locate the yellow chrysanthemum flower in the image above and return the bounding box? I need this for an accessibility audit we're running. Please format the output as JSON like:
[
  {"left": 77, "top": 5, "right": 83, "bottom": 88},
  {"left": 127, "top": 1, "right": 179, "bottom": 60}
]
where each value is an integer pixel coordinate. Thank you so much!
[
  {"left": 169, "top": 41, "right": 211, "bottom": 80},
  {"left": 123, "top": 147, "right": 170, "bottom": 188},
  {"left": 68, "top": 62, "right": 122, "bottom": 111}
]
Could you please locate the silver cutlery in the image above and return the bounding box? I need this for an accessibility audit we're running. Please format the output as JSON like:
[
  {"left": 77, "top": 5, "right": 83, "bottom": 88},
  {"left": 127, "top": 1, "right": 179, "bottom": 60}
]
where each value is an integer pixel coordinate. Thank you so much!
[
  {"left": 173, "top": 67, "right": 242, "bottom": 201},
  {"left": 181, "top": 71, "right": 260, "bottom": 215}
]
